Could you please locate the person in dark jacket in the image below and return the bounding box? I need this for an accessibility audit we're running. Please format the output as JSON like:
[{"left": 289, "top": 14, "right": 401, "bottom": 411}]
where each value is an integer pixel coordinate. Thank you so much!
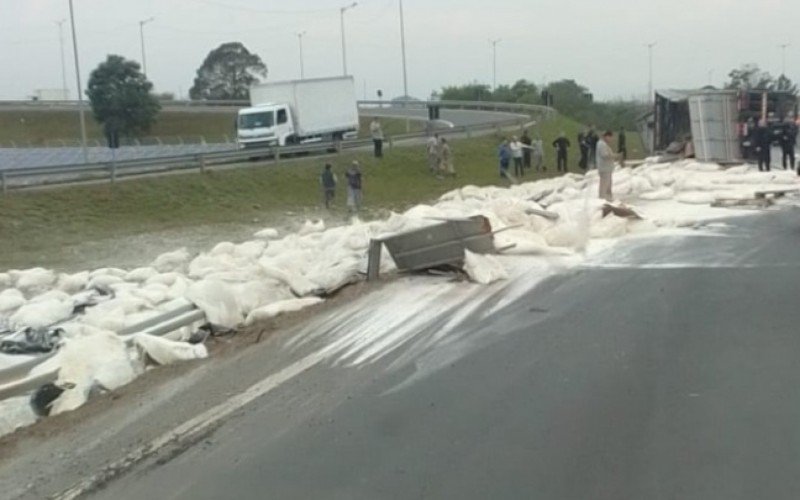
[
  {"left": 781, "top": 120, "right": 797, "bottom": 172},
  {"left": 520, "top": 129, "right": 533, "bottom": 169},
  {"left": 577, "top": 131, "right": 588, "bottom": 170},
  {"left": 320, "top": 163, "right": 337, "bottom": 208},
  {"left": 345, "top": 161, "right": 363, "bottom": 212},
  {"left": 755, "top": 121, "right": 772, "bottom": 172},
  {"left": 618, "top": 127, "right": 627, "bottom": 162},
  {"left": 552, "top": 133, "right": 571, "bottom": 173},
  {"left": 585, "top": 126, "right": 599, "bottom": 168}
]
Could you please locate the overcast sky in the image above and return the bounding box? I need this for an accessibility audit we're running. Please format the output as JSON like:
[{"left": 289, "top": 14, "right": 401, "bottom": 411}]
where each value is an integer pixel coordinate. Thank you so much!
[{"left": 1, "top": 0, "right": 797, "bottom": 101}]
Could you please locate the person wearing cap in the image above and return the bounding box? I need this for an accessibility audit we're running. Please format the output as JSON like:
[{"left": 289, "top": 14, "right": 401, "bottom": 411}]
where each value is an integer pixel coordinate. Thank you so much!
[{"left": 596, "top": 130, "right": 621, "bottom": 201}]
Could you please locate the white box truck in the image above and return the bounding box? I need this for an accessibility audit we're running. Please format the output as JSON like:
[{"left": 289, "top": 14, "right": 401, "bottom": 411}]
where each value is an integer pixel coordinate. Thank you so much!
[{"left": 237, "top": 76, "right": 359, "bottom": 148}]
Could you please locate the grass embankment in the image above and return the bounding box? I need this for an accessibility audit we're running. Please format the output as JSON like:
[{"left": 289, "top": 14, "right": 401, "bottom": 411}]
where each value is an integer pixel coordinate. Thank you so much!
[
  {"left": 0, "top": 113, "right": 644, "bottom": 270},
  {"left": 0, "top": 109, "right": 420, "bottom": 146}
]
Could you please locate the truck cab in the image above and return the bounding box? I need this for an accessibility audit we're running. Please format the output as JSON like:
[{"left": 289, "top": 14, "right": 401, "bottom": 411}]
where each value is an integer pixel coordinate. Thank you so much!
[{"left": 236, "top": 104, "right": 294, "bottom": 148}]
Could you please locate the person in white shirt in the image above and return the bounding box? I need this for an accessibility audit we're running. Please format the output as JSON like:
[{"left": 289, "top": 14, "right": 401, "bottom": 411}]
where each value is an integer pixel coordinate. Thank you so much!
[
  {"left": 369, "top": 118, "right": 384, "bottom": 158},
  {"left": 509, "top": 136, "right": 524, "bottom": 177},
  {"left": 596, "top": 130, "right": 622, "bottom": 201},
  {"left": 426, "top": 133, "right": 440, "bottom": 173}
]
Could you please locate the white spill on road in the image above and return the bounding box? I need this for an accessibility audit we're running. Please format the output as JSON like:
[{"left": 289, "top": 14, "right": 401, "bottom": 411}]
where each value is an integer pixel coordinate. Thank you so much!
[{"left": 1, "top": 157, "right": 798, "bottom": 438}]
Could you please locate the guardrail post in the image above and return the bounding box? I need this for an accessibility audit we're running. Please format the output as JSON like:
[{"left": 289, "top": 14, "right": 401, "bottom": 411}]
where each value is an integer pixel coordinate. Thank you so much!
[
  {"left": 389, "top": 136, "right": 394, "bottom": 150},
  {"left": 198, "top": 154, "right": 206, "bottom": 174},
  {"left": 1, "top": 171, "right": 6, "bottom": 195},
  {"left": 274, "top": 146, "right": 280, "bottom": 164},
  {"left": 109, "top": 161, "right": 117, "bottom": 184}
]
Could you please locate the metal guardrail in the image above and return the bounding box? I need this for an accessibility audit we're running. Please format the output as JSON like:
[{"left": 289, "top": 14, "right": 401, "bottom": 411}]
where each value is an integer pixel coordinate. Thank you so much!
[{"left": 0, "top": 101, "right": 553, "bottom": 192}]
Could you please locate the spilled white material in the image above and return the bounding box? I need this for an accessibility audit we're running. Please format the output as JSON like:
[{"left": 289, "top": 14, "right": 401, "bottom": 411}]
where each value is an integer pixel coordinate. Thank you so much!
[{"left": 1, "top": 157, "right": 797, "bottom": 437}]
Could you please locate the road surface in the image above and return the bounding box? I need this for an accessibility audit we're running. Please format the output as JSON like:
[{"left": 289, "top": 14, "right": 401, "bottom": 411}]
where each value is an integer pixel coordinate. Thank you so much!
[{"left": 79, "top": 208, "right": 800, "bottom": 500}]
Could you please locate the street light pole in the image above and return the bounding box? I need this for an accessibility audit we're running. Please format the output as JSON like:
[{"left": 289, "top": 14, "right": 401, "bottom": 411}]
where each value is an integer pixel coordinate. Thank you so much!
[
  {"left": 490, "top": 39, "right": 501, "bottom": 91},
  {"left": 68, "top": 0, "right": 88, "bottom": 163},
  {"left": 779, "top": 43, "right": 790, "bottom": 76},
  {"left": 399, "top": 0, "right": 409, "bottom": 100},
  {"left": 340, "top": 2, "right": 357, "bottom": 76},
  {"left": 646, "top": 42, "right": 656, "bottom": 103},
  {"left": 56, "top": 19, "right": 69, "bottom": 98},
  {"left": 297, "top": 31, "right": 306, "bottom": 79},
  {"left": 139, "top": 17, "right": 154, "bottom": 78}
]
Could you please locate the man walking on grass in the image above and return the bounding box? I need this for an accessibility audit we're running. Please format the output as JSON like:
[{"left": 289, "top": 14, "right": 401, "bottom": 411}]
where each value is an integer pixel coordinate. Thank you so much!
[
  {"left": 345, "top": 161, "right": 363, "bottom": 212},
  {"left": 320, "top": 163, "right": 337, "bottom": 208},
  {"left": 596, "top": 130, "right": 621, "bottom": 201}
]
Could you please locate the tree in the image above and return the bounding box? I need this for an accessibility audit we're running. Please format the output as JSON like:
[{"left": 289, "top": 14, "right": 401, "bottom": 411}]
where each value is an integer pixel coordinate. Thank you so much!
[
  {"left": 189, "top": 42, "right": 267, "bottom": 100},
  {"left": 774, "top": 74, "right": 798, "bottom": 95},
  {"left": 725, "top": 64, "right": 774, "bottom": 91},
  {"left": 86, "top": 54, "right": 160, "bottom": 143},
  {"left": 440, "top": 82, "right": 492, "bottom": 101}
]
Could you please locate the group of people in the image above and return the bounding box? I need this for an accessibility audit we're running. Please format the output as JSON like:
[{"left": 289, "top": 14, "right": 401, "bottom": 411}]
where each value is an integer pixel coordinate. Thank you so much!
[
  {"left": 748, "top": 118, "right": 798, "bottom": 173},
  {"left": 426, "top": 133, "right": 455, "bottom": 178},
  {"left": 497, "top": 127, "right": 623, "bottom": 201},
  {"left": 319, "top": 161, "right": 363, "bottom": 212},
  {"left": 497, "top": 130, "right": 545, "bottom": 178}
]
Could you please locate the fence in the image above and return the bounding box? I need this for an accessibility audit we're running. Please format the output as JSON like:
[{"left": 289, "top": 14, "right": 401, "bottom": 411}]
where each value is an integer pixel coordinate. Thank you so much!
[{"left": 0, "top": 100, "right": 554, "bottom": 192}]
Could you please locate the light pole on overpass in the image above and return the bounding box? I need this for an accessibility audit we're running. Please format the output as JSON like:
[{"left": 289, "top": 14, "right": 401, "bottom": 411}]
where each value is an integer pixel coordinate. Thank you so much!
[
  {"left": 646, "top": 41, "right": 656, "bottom": 103},
  {"left": 297, "top": 31, "right": 306, "bottom": 79},
  {"left": 398, "top": 0, "right": 409, "bottom": 100},
  {"left": 490, "top": 38, "right": 501, "bottom": 91},
  {"left": 139, "top": 17, "right": 155, "bottom": 78},
  {"left": 68, "top": 0, "right": 88, "bottom": 163},
  {"left": 340, "top": 2, "right": 357, "bottom": 76},
  {"left": 56, "top": 19, "right": 69, "bottom": 98},
  {"left": 779, "top": 43, "right": 790, "bottom": 76}
]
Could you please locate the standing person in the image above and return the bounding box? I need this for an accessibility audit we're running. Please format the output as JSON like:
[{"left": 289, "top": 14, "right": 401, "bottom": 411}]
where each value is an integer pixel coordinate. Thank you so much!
[
  {"left": 426, "top": 133, "right": 440, "bottom": 173},
  {"left": 578, "top": 131, "right": 588, "bottom": 170},
  {"left": 755, "top": 120, "right": 772, "bottom": 172},
  {"left": 320, "top": 163, "right": 337, "bottom": 209},
  {"left": 520, "top": 129, "right": 533, "bottom": 169},
  {"left": 596, "top": 130, "right": 621, "bottom": 201},
  {"left": 345, "top": 161, "right": 363, "bottom": 212},
  {"left": 552, "top": 132, "right": 571, "bottom": 173},
  {"left": 498, "top": 139, "right": 512, "bottom": 179},
  {"left": 781, "top": 118, "right": 797, "bottom": 171},
  {"left": 370, "top": 118, "right": 384, "bottom": 158},
  {"left": 510, "top": 136, "right": 524, "bottom": 177},
  {"left": 618, "top": 127, "right": 628, "bottom": 163},
  {"left": 586, "top": 126, "right": 599, "bottom": 168},
  {"left": 439, "top": 137, "right": 455, "bottom": 177},
  {"left": 532, "top": 136, "right": 545, "bottom": 172}
]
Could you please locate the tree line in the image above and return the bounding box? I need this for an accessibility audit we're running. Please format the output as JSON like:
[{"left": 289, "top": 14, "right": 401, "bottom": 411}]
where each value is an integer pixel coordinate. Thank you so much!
[{"left": 84, "top": 38, "right": 797, "bottom": 145}]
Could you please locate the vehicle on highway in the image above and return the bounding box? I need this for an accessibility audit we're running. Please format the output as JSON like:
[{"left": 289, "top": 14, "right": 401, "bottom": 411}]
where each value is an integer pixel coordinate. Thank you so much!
[{"left": 236, "top": 76, "right": 360, "bottom": 149}]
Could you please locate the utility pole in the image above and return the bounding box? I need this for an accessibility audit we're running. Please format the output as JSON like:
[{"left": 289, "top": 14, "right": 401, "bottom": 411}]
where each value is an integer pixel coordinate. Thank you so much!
[
  {"left": 779, "top": 43, "right": 790, "bottom": 76},
  {"left": 340, "top": 2, "right": 357, "bottom": 76},
  {"left": 68, "top": 0, "right": 88, "bottom": 163},
  {"left": 399, "top": 0, "right": 409, "bottom": 100},
  {"left": 56, "top": 19, "right": 69, "bottom": 98},
  {"left": 297, "top": 31, "right": 306, "bottom": 79},
  {"left": 139, "top": 17, "right": 154, "bottom": 78},
  {"left": 646, "top": 42, "right": 656, "bottom": 103},
  {"left": 490, "top": 38, "right": 501, "bottom": 91}
]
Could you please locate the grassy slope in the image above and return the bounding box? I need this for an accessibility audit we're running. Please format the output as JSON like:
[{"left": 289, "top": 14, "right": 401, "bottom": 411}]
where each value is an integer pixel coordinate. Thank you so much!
[
  {"left": 0, "top": 112, "right": 644, "bottom": 270},
  {"left": 0, "top": 109, "right": 420, "bottom": 146}
]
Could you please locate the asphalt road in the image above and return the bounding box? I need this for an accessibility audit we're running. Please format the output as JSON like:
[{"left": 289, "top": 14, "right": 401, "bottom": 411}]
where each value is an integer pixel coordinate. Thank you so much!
[{"left": 90, "top": 208, "right": 800, "bottom": 500}]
